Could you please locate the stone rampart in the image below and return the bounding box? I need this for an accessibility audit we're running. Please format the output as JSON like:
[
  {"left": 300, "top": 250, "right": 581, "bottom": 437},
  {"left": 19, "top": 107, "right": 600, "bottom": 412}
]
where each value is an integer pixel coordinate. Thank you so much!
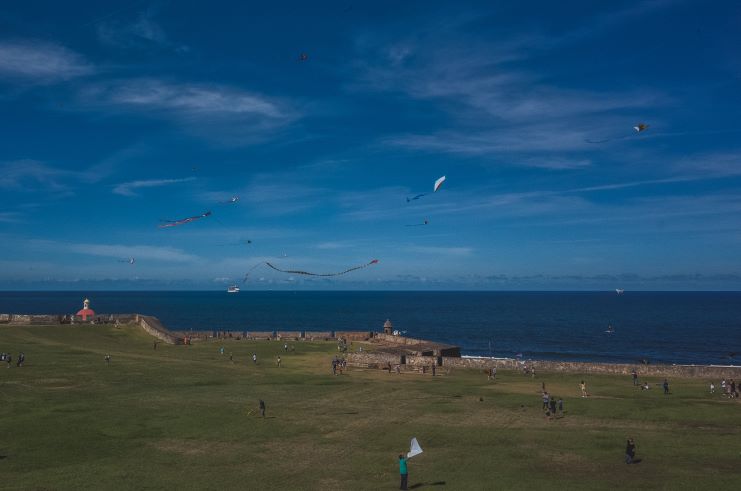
[
  {"left": 304, "top": 331, "right": 334, "bottom": 340},
  {"left": 348, "top": 352, "right": 741, "bottom": 379},
  {"left": 277, "top": 331, "right": 301, "bottom": 340},
  {"left": 136, "top": 315, "right": 183, "bottom": 345},
  {"left": 347, "top": 352, "right": 403, "bottom": 368},
  {"left": 246, "top": 331, "right": 275, "bottom": 340},
  {"left": 335, "top": 331, "right": 372, "bottom": 341}
]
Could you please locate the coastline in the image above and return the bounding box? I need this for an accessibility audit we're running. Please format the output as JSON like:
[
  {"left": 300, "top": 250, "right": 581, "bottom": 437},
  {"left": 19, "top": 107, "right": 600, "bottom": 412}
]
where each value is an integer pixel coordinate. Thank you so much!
[{"left": 3, "top": 311, "right": 740, "bottom": 377}]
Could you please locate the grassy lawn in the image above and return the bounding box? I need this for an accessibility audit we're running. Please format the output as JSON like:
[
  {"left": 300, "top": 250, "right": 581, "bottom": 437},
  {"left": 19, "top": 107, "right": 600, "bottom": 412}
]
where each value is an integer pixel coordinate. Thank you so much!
[{"left": 1, "top": 325, "right": 740, "bottom": 490}]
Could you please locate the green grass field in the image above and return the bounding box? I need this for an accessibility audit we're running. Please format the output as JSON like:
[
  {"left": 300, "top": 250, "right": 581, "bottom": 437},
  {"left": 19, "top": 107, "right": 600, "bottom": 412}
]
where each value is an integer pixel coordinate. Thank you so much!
[{"left": 1, "top": 325, "right": 740, "bottom": 490}]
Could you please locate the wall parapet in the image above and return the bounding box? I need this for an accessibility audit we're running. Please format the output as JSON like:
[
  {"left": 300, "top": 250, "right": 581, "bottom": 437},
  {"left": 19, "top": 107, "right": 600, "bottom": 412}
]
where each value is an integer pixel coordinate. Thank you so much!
[{"left": 348, "top": 352, "right": 741, "bottom": 379}]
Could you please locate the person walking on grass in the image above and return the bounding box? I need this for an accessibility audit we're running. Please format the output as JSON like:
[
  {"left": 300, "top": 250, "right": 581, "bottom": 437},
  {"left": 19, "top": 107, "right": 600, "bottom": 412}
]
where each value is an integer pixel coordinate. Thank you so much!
[
  {"left": 625, "top": 438, "right": 636, "bottom": 464},
  {"left": 398, "top": 453, "right": 408, "bottom": 490},
  {"left": 252, "top": 353, "right": 257, "bottom": 365},
  {"left": 259, "top": 399, "right": 266, "bottom": 418}
]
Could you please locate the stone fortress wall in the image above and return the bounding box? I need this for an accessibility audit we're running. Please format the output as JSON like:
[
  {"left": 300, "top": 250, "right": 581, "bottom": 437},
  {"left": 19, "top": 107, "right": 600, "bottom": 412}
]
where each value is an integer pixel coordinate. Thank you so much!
[
  {"left": 346, "top": 352, "right": 741, "bottom": 379},
  {"left": 4, "top": 312, "right": 741, "bottom": 378}
]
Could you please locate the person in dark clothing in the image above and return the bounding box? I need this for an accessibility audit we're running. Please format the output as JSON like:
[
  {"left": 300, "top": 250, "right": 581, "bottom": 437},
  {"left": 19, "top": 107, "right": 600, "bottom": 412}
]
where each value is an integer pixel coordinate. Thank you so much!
[
  {"left": 259, "top": 399, "right": 266, "bottom": 418},
  {"left": 663, "top": 379, "right": 669, "bottom": 395},
  {"left": 6, "top": 354, "right": 11, "bottom": 368},
  {"left": 625, "top": 438, "right": 636, "bottom": 464},
  {"left": 631, "top": 369, "right": 638, "bottom": 386},
  {"left": 432, "top": 364, "right": 436, "bottom": 376},
  {"left": 398, "top": 454, "right": 408, "bottom": 490},
  {"left": 17, "top": 352, "right": 25, "bottom": 367},
  {"left": 549, "top": 398, "right": 557, "bottom": 416}
]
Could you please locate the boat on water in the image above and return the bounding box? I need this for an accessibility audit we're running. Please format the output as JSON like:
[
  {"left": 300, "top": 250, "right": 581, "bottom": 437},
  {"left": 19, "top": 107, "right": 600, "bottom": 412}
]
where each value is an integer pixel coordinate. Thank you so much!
[
  {"left": 227, "top": 285, "right": 240, "bottom": 293},
  {"left": 615, "top": 288, "right": 625, "bottom": 295}
]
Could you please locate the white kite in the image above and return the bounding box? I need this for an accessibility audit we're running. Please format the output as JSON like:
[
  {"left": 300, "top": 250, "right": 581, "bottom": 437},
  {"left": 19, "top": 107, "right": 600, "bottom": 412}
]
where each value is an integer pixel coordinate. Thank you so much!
[
  {"left": 407, "top": 437, "right": 423, "bottom": 459},
  {"left": 406, "top": 176, "right": 447, "bottom": 203},
  {"left": 434, "top": 176, "right": 446, "bottom": 192}
]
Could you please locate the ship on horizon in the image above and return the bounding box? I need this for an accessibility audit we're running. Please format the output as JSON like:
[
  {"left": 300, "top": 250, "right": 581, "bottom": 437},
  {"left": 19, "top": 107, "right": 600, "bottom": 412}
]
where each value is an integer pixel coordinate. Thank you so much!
[{"left": 227, "top": 285, "right": 240, "bottom": 293}]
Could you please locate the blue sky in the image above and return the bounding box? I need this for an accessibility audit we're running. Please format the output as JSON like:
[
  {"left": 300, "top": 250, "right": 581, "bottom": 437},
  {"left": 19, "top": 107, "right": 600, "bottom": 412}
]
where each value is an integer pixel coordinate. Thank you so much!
[{"left": 1, "top": 0, "right": 740, "bottom": 290}]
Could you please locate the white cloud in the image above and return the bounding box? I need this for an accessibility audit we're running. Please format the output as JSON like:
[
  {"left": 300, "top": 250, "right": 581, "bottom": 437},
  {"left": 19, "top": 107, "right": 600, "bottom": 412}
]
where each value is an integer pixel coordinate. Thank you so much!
[
  {"left": 82, "top": 78, "right": 289, "bottom": 119},
  {"left": 0, "top": 159, "right": 76, "bottom": 191},
  {"left": 78, "top": 78, "right": 298, "bottom": 144},
  {"left": 0, "top": 41, "right": 93, "bottom": 81},
  {"left": 97, "top": 8, "right": 189, "bottom": 53},
  {"left": 404, "top": 246, "right": 473, "bottom": 256},
  {"left": 0, "top": 212, "right": 21, "bottom": 223},
  {"left": 113, "top": 177, "right": 195, "bottom": 196},
  {"left": 66, "top": 243, "right": 197, "bottom": 262}
]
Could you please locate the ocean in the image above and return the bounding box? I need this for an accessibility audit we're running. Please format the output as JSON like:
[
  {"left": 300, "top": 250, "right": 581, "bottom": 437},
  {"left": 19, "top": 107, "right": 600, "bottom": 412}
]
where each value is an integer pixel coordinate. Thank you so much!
[{"left": 1, "top": 291, "right": 740, "bottom": 366}]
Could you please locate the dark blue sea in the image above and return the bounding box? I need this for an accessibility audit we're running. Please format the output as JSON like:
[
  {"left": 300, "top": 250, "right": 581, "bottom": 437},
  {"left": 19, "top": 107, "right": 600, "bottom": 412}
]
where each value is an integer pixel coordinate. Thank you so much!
[{"left": 1, "top": 291, "right": 740, "bottom": 366}]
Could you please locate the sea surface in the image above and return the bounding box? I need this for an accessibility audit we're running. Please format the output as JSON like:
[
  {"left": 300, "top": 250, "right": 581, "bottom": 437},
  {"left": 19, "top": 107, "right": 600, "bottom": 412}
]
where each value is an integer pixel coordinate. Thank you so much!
[{"left": 1, "top": 291, "right": 740, "bottom": 366}]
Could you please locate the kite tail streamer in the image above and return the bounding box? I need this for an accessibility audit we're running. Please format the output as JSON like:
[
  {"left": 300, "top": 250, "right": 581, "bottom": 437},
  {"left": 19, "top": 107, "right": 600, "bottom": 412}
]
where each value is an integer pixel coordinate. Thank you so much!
[{"left": 244, "top": 259, "right": 379, "bottom": 281}]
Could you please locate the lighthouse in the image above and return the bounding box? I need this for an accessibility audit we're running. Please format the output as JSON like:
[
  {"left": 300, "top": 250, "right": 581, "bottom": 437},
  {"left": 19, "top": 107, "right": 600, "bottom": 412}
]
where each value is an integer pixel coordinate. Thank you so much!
[{"left": 76, "top": 298, "right": 95, "bottom": 321}]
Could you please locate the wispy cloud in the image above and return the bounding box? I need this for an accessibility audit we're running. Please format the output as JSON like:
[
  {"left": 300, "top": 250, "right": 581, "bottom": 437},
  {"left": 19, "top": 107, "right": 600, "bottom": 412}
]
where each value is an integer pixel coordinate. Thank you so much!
[
  {"left": 0, "top": 212, "right": 21, "bottom": 223},
  {"left": 351, "top": 6, "right": 669, "bottom": 162},
  {"left": 97, "top": 8, "right": 189, "bottom": 53},
  {"left": 81, "top": 78, "right": 291, "bottom": 119},
  {"left": 0, "top": 159, "right": 76, "bottom": 191},
  {"left": 78, "top": 78, "right": 298, "bottom": 144},
  {"left": 65, "top": 242, "right": 197, "bottom": 262},
  {"left": 113, "top": 177, "right": 195, "bottom": 196},
  {"left": 0, "top": 158, "right": 116, "bottom": 193},
  {"left": 404, "top": 245, "right": 473, "bottom": 256},
  {"left": 0, "top": 40, "right": 93, "bottom": 81}
]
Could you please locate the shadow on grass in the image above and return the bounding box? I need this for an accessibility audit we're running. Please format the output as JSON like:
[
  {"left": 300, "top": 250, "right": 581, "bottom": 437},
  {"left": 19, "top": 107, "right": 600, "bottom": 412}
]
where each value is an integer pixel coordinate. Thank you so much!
[{"left": 409, "top": 481, "right": 446, "bottom": 488}]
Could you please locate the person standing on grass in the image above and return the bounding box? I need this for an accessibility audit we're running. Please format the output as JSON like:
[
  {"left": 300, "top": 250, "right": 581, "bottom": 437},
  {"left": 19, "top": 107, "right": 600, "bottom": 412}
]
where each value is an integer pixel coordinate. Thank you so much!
[
  {"left": 398, "top": 454, "right": 408, "bottom": 490},
  {"left": 625, "top": 438, "right": 636, "bottom": 464},
  {"left": 259, "top": 399, "right": 266, "bottom": 417},
  {"left": 6, "top": 354, "right": 11, "bottom": 368},
  {"left": 252, "top": 353, "right": 257, "bottom": 365},
  {"left": 631, "top": 369, "right": 638, "bottom": 386},
  {"left": 663, "top": 379, "right": 669, "bottom": 395},
  {"left": 542, "top": 391, "right": 550, "bottom": 410},
  {"left": 277, "top": 356, "right": 281, "bottom": 367},
  {"left": 557, "top": 398, "right": 563, "bottom": 415},
  {"left": 710, "top": 381, "right": 715, "bottom": 394},
  {"left": 580, "top": 380, "right": 588, "bottom": 398}
]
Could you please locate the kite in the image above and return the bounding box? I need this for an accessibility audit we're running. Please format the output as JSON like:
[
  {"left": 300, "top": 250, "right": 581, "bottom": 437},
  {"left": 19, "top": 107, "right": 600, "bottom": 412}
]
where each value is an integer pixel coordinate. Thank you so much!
[
  {"left": 158, "top": 211, "right": 212, "bottom": 228},
  {"left": 434, "top": 175, "right": 446, "bottom": 192},
  {"left": 405, "top": 219, "right": 429, "bottom": 227},
  {"left": 244, "top": 259, "right": 379, "bottom": 282},
  {"left": 298, "top": 53, "right": 308, "bottom": 62},
  {"left": 406, "top": 175, "right": 446, "bottom": 203},
  {"left": 118, "top": 257, "right": 135, "bottom": 264},
  {"left": 586, "top": 124, "right": 650, "bottom": 143},
  {"left": 407, "top": 438, "right": 423, "bottom": 459},
  {"left": 220, "top": 196, "right": 239, "bottom": 204},
  {"left": 217, "top": 239, "right": 252, "bottom": 247}
]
